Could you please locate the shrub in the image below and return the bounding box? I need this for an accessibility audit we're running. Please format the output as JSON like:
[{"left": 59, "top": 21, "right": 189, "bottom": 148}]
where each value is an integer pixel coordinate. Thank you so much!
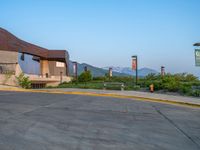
[
  {"left": 190, "top": 90, "right": 200, "bottom": 97},
  {"left": 179, "top": 84, "right": 191, "bottom": 94},
  {"left": 93, "top": 76, "right": 106, "bottom": 81},
  {"left": 162, "top": 77, "right": 180, "bottom": 92},
  {"left": 16, "top": 73, "right": 31, "bottom": 89},
  {"left": 185, "top": 74, "right": 198, "bottom": 82},
  {"left": 78, "top": 71, "right": 92, "bottom": 82}
]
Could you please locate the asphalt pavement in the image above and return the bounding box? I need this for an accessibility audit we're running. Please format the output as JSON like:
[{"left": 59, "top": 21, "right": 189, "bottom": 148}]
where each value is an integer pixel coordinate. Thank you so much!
[{"left": 0, "top": 91, "right": 199, "bottom": 150}]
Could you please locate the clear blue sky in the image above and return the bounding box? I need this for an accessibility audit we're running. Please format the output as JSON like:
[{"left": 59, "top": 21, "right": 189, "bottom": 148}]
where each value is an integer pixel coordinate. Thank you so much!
[{"left": 1, "top": 0, "right": 200, "bottom": 76}]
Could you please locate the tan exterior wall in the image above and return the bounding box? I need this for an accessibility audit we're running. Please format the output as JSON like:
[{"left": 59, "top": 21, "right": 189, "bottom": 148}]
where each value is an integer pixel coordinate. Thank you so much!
[
  {"left": 48, "top": 61, "right": 66, "bottom": 76},
  {"left": 0, "top": 74, "right": 17, "bottom": 86},
  {"left": 40, "top": 60, "right": 50, "bottom": 77},
  {"left": 15, "top": 64, "right": 23, "bottom": 76},
  {"left": 0, "top": 50, "right": 18, "bottom": 74},
  {"left": 0, "top": 64, "right": 23, "bottom": 86},
  {"left": 0, "top": 50, "right": 18, "bottom": 63}
]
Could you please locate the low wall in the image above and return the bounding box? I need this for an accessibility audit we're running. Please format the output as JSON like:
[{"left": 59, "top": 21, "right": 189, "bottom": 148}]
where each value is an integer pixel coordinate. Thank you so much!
[
  {"left": 0, "top": 74, "right": 18, "bottom": 86},
  {"left": 0, "top": 73, "right": 71, "bottom": 87},
  {"left": 0, "top": 63, "right": 22, "bottom": 86},
  {"left": 28, "top": 74, "right": 72, "bottom": 87}
]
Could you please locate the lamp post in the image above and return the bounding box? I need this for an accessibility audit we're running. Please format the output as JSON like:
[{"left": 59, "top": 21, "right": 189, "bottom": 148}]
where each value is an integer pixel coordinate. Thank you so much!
[
  {"left": 72, "top": 61, "right": 78, "bottom": 81},
  {"left": 60, "top": 71, "right": 63, "bottom": 83},
  {"left": 132, "top": 55, "right": 138, "bottom": 85},
  {"left": 161, "top": 66, "right": 165, "bottom": 77},
  {"left": 194, "top": 43, "right": 200, "bottom": 79},
  {"left": 109, "top": 67, "right": 112, "bottom": 78},
  {"left": 84, "top": 66, "right": 88, "bottom": 72}
]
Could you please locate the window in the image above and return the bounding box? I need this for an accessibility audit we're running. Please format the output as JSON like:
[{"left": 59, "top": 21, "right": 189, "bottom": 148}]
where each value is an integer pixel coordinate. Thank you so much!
[
  {"left": 56, "top": 62, "right": 65, "bottom": 67},
  {"left": 21, "top": 53, "right": 25, "bottom": 61},
  {"left": 32, "top": 56, "right": 40, "bottom": 62}
]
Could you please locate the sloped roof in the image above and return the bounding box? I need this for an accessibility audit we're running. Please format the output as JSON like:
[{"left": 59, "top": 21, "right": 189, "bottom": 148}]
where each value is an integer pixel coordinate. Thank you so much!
[{"left": 0, "top": 27, "right": 68, "bottom": 60}]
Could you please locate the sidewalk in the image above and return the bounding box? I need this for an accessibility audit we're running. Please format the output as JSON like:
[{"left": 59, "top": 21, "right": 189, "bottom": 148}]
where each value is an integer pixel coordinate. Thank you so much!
[
  {"left": 40, "top": 88, "right": 200, "bottom": 107},
  {"left": 0, "top": 85, "right": 199, "bottom": 107}
]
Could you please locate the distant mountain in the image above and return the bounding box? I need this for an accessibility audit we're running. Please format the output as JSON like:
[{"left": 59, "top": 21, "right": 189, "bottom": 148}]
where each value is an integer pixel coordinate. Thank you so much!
[
  {"left": 69, "top": 60, "right": 158, "bottom": 77},
  {"left": 69, "top": 61, "right": 128, "bottom": 77},
  {"left": 102, "top": 66, "right": 158, "bottom": 77}
]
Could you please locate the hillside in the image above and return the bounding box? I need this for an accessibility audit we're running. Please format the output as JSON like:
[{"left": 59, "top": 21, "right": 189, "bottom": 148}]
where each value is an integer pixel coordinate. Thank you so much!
[
  {"left": 69, "top": 61, "right": 158, "bottom": 77},
  {"left": 102, "top": 66, "right": 158, "bottom": 77},
  {"left": 69, "top": 61, "right": 128, "bottom": 77}
]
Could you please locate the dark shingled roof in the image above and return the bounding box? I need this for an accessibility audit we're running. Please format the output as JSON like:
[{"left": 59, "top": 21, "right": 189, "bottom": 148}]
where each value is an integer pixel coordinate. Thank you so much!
[
  {"left": 0, "top": 27, "right": 69, "bottom": 61},
  {"left": 194, "top": 43, "right": 200, "bottom": 46}
]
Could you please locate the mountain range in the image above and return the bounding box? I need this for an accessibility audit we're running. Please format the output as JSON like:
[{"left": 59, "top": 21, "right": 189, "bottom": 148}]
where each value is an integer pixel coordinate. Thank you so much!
[
  {"left": 69, "top": 61, "right": 158, "bottom": 77},
  {"left": 102, "top": 66, "right": 158, "bottom": 77}
]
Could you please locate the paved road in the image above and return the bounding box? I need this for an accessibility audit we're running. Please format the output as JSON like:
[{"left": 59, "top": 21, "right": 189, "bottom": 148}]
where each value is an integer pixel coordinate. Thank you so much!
[
  {"left": 0, "top": 91, "right": 199, "bottom": 150},
  {"left": 41, "top": 88, "right": 200, "bottom": 106}
]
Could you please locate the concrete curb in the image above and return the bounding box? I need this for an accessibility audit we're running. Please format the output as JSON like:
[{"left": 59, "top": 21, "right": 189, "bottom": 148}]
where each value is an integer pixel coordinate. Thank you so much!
[{"left": 0, "top": 88, "right": 199, "bottom": 108}]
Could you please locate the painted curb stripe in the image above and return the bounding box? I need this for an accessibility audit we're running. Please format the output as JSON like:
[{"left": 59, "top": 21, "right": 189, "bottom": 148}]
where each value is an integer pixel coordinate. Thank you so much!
[{"left": 0, "top": 88, "right": 199, "bottom": 108}]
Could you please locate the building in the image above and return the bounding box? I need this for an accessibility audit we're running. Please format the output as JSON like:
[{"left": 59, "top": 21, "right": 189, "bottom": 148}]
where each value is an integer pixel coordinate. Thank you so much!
[{"left": 0, "top": 28, "right": 71, "bottom": 87}]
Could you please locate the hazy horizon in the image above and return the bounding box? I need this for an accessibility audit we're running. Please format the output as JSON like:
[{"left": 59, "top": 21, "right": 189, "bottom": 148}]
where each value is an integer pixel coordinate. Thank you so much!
[{"left": 1, "top": 0, "right": 200, "bottom": 76}]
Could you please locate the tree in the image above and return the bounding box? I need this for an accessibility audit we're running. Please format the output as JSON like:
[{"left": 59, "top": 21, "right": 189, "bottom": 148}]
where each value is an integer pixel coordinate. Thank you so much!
[{"left": 78, "top": 71, "right": 92, "bottom": 82}]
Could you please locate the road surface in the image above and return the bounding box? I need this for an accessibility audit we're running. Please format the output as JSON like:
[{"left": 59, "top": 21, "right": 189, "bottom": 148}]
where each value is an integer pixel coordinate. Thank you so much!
[{"left": 0, "top": 91, "right": 199, "bottom": 150}]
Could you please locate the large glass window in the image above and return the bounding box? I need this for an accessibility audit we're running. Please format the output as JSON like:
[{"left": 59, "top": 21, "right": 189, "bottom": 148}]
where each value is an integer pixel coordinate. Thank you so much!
[{"left": 18, "top": 53, "right": 40, "bottom": 75}]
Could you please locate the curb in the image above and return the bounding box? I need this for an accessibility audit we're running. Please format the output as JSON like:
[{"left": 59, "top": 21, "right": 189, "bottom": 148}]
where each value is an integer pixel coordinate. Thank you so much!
[{"left": 0, "top": 88, "right": 200, "bottom": 108}]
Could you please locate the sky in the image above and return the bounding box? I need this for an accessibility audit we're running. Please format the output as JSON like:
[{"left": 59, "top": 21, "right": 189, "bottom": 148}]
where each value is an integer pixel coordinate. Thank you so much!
[{"left": 1, "top": 0, "right": 200, "bottom": 76}]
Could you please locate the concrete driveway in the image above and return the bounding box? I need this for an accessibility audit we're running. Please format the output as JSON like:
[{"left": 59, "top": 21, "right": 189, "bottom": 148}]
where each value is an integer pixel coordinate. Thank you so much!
[{"left": 0, "top": 91, "right": 199, "bottom": 150}]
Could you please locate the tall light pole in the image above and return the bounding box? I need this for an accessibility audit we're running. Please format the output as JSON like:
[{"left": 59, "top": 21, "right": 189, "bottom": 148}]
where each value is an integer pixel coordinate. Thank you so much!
[
  {"left": 161, "top": 66, "right": 165, "bottom": 77},
  {"left": 193, "top": 43, "right": 200, "bottom": 78},
  {"left": 72, "top": 61, "right": 78, "bottom": 81},
  {"left": 132, "top": 55, "right": 138, "bottom": 85},
  {"left": 194, "top": 43, "right": 200, "bottom": 67},
  {"left": 109, "top": 67, "right": 112, "bottom": 79}
]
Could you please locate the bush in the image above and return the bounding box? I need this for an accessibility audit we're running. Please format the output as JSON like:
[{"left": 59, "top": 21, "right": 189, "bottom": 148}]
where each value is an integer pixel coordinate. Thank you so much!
[
  {"left": 16, "top": 73, "right": 31, "bottom": 89},
  {"left": 58, "top": 82, "right": 104, "bottom": 89},
  {"left": 179, "top": 84, "right": 191, "bottom": 94},
  {"left": 93, "top": 76, "right": 106, "bottom": 81},
  {"left": 52, "top": 72, "right": 200, "bottom": 96},
  {"left": 125, "top": 85, "right": 140, "bottom": 91},
  {"left": 189, "top": 90, "right": 200, "bottom": 97},
  {"left": 185, "top": 74, "right": 198, "bottom": 82},
  {"left": 78, "top": 71, "right": 92, "bottom": 82}
]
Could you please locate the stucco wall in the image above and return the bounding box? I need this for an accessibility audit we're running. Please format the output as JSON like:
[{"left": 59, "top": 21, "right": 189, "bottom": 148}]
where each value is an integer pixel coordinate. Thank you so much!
[
  {"left": 0, "top": 50, "right": 18, "bottom": 74},
  {"left": 0, "top": 50, "right": 18, "bottom": 63},
  {"left": 0, "top": 74, "right": 17, "bottom": 86},
  {"left": 0, "top": 64, "right": 22, "bottom": 86},
  {"left": 48, "top": 61, "right": 66, "bottom": 76},
  {"left": 40, "top": 60, "right": 50, "bottom": 77}
]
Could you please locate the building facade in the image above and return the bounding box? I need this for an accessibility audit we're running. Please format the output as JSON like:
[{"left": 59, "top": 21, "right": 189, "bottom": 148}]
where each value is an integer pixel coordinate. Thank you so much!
[{"left": 0, "top": 28, "right": 71, "bottom": 87}]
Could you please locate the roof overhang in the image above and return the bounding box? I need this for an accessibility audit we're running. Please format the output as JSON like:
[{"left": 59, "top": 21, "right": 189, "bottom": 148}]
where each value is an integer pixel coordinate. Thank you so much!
[{"left": 0, "top": 28, "right": 69, "bottom": 62}]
